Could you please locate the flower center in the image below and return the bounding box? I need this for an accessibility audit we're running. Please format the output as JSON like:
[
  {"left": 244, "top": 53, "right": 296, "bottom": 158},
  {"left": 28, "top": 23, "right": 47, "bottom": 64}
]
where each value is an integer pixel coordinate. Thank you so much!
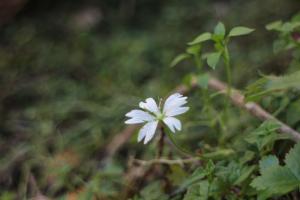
[{"left": 156, "top": 112, "right": 165, "bottom": 120}]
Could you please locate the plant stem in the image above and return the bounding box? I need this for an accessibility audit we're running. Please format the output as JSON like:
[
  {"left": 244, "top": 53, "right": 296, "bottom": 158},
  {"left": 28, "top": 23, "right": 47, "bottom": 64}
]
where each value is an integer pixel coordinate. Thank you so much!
[
  {"left": 224, "top": 46, "right": 232, "bottom": 98},
  {"left": 157, "top": 126, "right": 166, "bottom": 158},
  {"left": 222, "top": 45, "right": 232, "bottom": 127},
  {"left": 165, "top": 127, "right": 197, "bottom": 157}
]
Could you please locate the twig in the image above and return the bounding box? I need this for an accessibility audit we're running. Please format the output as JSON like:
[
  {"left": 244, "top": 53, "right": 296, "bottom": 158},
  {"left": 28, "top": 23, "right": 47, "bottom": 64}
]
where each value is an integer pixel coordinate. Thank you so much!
[
  {"left": 204, "top": 77, "right": 300, "bottom": 142},
  {"left": 100, "top": 125, "right": 138, "bottom": 165},
  {"left": 133, "top": 157, "right": 201, "bottom": 166}
]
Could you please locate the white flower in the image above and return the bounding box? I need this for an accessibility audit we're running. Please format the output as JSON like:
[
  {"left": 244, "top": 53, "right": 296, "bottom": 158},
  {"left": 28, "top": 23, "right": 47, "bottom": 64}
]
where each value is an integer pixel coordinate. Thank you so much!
[{"left": 125, "top": 93, "right": 189, "bottom": 144}]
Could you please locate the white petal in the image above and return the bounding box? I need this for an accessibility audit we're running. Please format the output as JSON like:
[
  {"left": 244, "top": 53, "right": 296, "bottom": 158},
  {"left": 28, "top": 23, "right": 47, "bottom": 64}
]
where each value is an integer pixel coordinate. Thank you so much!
[
  {"left": 164, "top": 93, "right": 182, "bottom": 107},
  {"left": 163, "top": 117, "right": 181, "bottom": 133},
  {"left": 125, "top": 118, "right": 144, "bottom": 124},
  {"left": 163, "top": 93, "right": 188, "bottom": 114},
  {"left": 137, "top": 124, "right": 148, "bottom": 142},
  {"left": 125, "top": 109, "right": 155, "bottom": 124},
  {"left": 139, "top": 121, "right": 158, "bottom": 144},
  {"left": 165, "top": 107, "right": 189, "bottom": 117},
  {"left": 139, "top": 98, "right": 159, "bottom": 114}
]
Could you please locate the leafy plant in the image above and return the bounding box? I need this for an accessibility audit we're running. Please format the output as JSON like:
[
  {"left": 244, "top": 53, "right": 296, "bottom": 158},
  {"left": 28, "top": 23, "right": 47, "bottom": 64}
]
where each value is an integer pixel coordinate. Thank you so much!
[{"left": 251, "top": 142, "right": 300, "bottom": 199}]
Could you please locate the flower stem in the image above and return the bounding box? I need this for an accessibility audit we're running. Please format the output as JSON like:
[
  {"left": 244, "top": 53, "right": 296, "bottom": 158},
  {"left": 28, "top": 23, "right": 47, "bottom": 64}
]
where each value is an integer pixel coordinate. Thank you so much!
[
  {"left": 165, "top": 127, "right": 197, "bottom": 157},
  {"left": 157, "top": 126, "right": 166, "bottom": 158}
]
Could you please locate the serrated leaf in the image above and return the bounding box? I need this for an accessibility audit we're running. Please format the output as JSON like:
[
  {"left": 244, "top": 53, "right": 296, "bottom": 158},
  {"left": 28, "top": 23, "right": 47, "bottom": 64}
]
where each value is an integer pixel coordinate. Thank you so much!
[
  {"left": 251, "top": 143, "right": 300, "bottom": 198},
  {"left": 245, "top": 121, "right": 280, "bottom": 151},
  {"left": 214, "top": 22, "right": 226, "bottom": 37},
  {"left": 183, "top": 180, "right": 209, "bottom": 200},
  {"left": 251, "top": 166, "right": 299, "bottom": 196},
  {"left": 259, "top": 155, "right": 279, "bottom": 174},
  {"left": 206, "top": 52, "right": 221, "bottom": 69},
  {"left": 234, "top": 165, "right": 256, "bottom": 185},
  {"left": 228, "top": 26, "right": 254, "bottom": 37},
  {"left": 170, "top": 53, "right": 190, "bottom": 67},
  {"left": 285, "top": 143, "right": 300, "bottom": 179},
  {"left": 265, "top": 70, "right": 300, "bottom": 90},
  {"left": 188, "top": 32, "right": 212, "bottom": 45},
  {"left": 244, "top": 77, "right": 270, "bottom": 102}
]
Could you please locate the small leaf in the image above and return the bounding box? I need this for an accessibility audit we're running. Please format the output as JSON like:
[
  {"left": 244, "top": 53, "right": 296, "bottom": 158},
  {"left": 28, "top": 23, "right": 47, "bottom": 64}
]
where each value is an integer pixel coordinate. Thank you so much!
[
  {"left": 202, "top": 149, "right": 234, "bottom": 159},
  {"left": 266, "top": 20, "right": 282, "bottom": 31},
  {"left": 186, "top": 45, "right": 201, "bottom": 55},
  {"left": 234, "top": 165, "right": 256, "bottom": 185},
  {"left": 183, "top": 180, "right": 210, "bottom": 200},
  {"left": 206, "top": 52, "right": 221, "bottom": 69},
  {"left": 214, "top": 22, "right": 226, "bottom": 37},
  {"left": 188, "top": 32, "right": 212, "bottom": 45},
  {"left": 170, "top": 53, "right": 190, "bottom": 67},
  {"left": 228, "top": 26, "right": 254, "bottom": 37}
]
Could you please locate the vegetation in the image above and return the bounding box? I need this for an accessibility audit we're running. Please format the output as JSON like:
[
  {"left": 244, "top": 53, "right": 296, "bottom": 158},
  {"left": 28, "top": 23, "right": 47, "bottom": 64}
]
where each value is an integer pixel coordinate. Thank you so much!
[{"left": 1, "top": 0, "right": 300, "bottom": 199}]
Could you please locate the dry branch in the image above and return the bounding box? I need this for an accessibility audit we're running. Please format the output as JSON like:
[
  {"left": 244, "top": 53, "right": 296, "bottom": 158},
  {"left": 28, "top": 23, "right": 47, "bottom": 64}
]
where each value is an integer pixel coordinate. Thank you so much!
[
  {"left": 133, "top": 157, "right": 201, "bottom": 166},
  {"left": 206, "top": 77, "right": 300, "bottom": 142}
]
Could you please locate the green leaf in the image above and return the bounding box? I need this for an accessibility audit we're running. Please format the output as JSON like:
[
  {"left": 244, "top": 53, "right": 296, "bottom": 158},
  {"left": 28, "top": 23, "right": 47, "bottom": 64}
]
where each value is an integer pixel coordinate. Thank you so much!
[
  {"left": 202, "top": 149, "right": 235, "bottom": 160},
  {"left": 285, "top": 143, "right": 300, "bottom": 179},
  {"left": 170, "top": 53, "right": 190, "bottom": 67},
  {"left": 139, "top": 181, "right": 168, "bottom": 200},
  {"left": 251, "top": 143, "right": 300, "bottom": 198},
  {"left": 265, "top": 70, "right": 300, "bottom": 90},
  {"left": 206, "top": 52, "right": 221, "bottom": 69},
  {"left": 286, "top": 99, "right": 300, "bottom": 125},
  {"left": 197, "top": 73, "right": 209, "bottom": 89},
  {"left": 244, "top": 121, "right": 280, "bottom": 151},
  {"left": 281, "top": 22, "right": 294, "bottom": 33},
  {"left": 214, "top": 22, "right": 226, "bottom": 37},
  {"left": 173, "top": 167, "right": 207, "bottom": 196},
  {"left": 167, "top": 165, "right": 188, "bottom": 186},
  {"left": 273, "top": 39, "right": 286, "bottom": 53},
  {"left": 186, "top": 45, "right": 201, "bottom": 55},
  {"left": 188, "top": 32, "right": 212, "bottom": 45},
  {"left": 234, "top": 165, "right": 256, "bottom": 185},
  {"left": 259, "top": 155, "right": 279, "bottom": 174},
  {"left": 228, "top": 26, "right": 254, "bottom": 37},
  {"left": 183, "top": 180, "right": 210, "bottom": 200},
  {"left": 251, "top": 166, "right": 299, "bottom": 196},
  {"left": 266, "top": 20, "right": 282, "bottom": 31}
]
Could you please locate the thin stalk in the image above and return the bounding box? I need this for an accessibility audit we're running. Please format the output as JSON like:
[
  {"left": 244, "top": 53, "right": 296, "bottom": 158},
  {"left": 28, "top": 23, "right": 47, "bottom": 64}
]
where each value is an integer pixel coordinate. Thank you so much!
[
  {"left": 222, "top": 45, "right": 232, "bottom": 126},
  {"left": 164, "top": 126, "right": 196, "bottom": 157},
  {"left": 223, "top": 46, "right": 232, "bottom": 99},
  {"left": 157, "top": 126, "right": 166, "bottom": 158}
]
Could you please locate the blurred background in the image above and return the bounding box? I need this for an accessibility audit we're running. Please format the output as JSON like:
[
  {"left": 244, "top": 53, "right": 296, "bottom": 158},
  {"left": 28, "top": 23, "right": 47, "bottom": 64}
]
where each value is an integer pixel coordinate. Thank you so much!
[{"left": 0, "top": 0, "right": 300, "bottom": 199}]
